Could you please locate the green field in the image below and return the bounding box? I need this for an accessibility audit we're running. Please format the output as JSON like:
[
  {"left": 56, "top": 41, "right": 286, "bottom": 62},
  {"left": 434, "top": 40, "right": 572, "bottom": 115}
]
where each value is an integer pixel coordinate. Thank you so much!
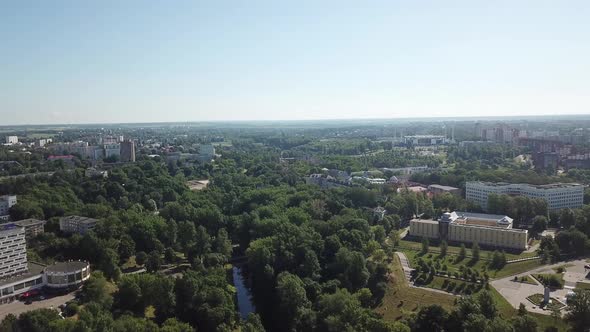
[
  {"left": 398, "top": 239, "right": 538, "bottom": 260},
  {"left": 400, "top": 246, "right": 543, "bottom": 281},
  {"left": 377, "top": 253, "right": 568, "bottom": 331},
  {"left": 533, "top": 273, "right": 565, "bottom": 289},
  {"left": 376, "top": 255, "right": 456, "bottom": 321},
  {"left": 514, "top": 274, "right": 538, "bottom": 285}
]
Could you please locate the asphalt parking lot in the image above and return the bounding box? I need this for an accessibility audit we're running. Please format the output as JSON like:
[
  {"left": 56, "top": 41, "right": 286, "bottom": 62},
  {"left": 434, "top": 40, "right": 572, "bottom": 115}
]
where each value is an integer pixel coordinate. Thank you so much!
[{"left": 0, "top": 291, "right": 76, "bottom": 320}]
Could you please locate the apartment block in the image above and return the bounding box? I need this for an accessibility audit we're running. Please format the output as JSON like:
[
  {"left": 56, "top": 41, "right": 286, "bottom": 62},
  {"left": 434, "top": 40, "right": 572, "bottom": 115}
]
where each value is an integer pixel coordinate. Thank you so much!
[{"left": 0, "top": 225, "right": 28, "bottom": 278}]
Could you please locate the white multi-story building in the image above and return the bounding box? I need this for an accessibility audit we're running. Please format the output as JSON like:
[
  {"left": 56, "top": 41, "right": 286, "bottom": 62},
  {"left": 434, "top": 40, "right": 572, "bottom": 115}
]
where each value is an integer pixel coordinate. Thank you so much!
[
  {"left": 59, "top": 216, "right": 98, "bottom": 235},
  {"left": 0, "top": 195, "right": 17, "bottom": 221},
  {"left": 466, "top": 181, "right": 584, "bottom": 211},
  {"left": 0, "top": 225, "right": 28, "bottom": 278},
  {"left": 4, "top": 136, "right": 18, "bottom": 145}
]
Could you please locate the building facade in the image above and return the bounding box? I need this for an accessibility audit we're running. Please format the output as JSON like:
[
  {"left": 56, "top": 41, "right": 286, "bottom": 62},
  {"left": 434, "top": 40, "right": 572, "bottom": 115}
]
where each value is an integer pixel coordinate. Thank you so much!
[
  {"left": 10, "top": 219, "right": 46, "bottom": 239},
  {"left": 4, "top": 136, "right": 18, "bottom": 144},
  {"left": 120, "top": 140, "right": 136, "bottom": 162},
  {"left": 45, "top": 261, "right": 91, "bottom": 289},
  {"left": 0, "top": 225, "right": 28, "bottom": 278},
  {"left": 59, "top": 216, "right": 98, "bottom": 235},
  {"left": 0, "top": 261, "right": 90, "bottom": 304},
  {"left": 466, "top": 181, "right": 584, "bottom": 211},
  {"left": 0, "top": 195, "right": 17, "bottom": 221},
  {"left": 410, "top": 211, "right": 528, "bottom": 250}
]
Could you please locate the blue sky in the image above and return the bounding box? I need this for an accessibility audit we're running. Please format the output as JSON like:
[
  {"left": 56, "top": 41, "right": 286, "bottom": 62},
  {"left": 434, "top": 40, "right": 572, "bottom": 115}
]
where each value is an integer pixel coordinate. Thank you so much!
[{"left": 1, "top": 1, "right": 589, "bottom": 124}]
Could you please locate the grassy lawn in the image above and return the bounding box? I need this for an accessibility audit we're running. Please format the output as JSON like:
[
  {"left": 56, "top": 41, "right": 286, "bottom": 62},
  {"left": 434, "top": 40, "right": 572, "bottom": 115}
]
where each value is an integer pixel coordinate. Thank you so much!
[
  {"left": 376, "top": 255, "right": 456, "bottom": 321},
  {"left": 575, "top": 281, "right": 590, "bottom": 290},
  {"left": 121, "top": 256, "right": 138, "bottom": 270},
  {"left": 526, "top": 294, "right": 565, "bottom": 311},
  {"left": 514, "top": 274, "right": 538, "bottom": 285},
  {"left": 418, "top": 275, "right": 484, "bottom": 296},
  {"left": 533, "top": 273, "right": 565, "bottom": 289},
  {"left": 398, "top": 239, "right": 538, "bottom": 260},
  {"left": 552, "top": 264, "right": 574, "bottom": 273},
  {"left": 401, "top": 247, "right": 543, "bottom": 281},
  {"left": 492, "top": 259, "right": 543, "bottom": 279},
  {"left": 378, "top": 253, "right": 569, "bottom": 331},
  {"left": 527, "top": 293, "right": 545, "bottom": 305}
]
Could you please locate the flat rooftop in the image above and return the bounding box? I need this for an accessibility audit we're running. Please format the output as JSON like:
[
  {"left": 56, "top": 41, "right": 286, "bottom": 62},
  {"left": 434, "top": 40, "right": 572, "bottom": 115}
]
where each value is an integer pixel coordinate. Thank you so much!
[
  {"left": 60, "top": 216, "right": 98, "bottom": 224},
  {"left": 0, "top": 262, "right": 46, "bottom": 287},
  {"left": 468, "top": 181, "right": 583, "bottom": 189},
  {"left": 11, "top": 219, "right": 46, "bottom": 227},
  {"left": 45, "top": 261, "right": 88, "bottom": 274},
  {"left": 411, "top": 218, "right": 439, "bottom": 225},
  {"left": 429, "top": 184, "right": 460, "bottom": 191}
]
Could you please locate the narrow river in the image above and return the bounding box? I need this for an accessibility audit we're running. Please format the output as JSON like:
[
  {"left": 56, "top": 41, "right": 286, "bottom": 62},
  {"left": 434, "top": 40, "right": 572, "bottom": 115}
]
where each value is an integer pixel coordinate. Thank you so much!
[{"left": 232, "top": 265, "right": 255, "bottom": 320}]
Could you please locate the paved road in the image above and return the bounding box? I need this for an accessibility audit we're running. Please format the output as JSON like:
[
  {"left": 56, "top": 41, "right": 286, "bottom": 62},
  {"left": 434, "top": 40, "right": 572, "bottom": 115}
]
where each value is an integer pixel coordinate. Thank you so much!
[{"left": 0, "top": 292, "right": 76, "bottom": 320}]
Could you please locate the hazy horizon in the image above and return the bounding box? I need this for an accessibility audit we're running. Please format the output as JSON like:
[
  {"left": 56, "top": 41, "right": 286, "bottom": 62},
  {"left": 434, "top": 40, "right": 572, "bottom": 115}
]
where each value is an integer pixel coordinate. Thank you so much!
[{"left": 2, "top": 1, "right": 590, "bottom": 125}]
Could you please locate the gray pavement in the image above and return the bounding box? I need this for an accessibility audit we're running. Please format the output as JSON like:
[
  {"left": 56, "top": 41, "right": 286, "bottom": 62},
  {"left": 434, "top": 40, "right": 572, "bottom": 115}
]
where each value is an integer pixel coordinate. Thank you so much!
[
  {"left": 0, "top": 292, "right": 76, "bottom": 320},
  {"left": 491, "top": 259, "right": 590, "bottom": 316}
]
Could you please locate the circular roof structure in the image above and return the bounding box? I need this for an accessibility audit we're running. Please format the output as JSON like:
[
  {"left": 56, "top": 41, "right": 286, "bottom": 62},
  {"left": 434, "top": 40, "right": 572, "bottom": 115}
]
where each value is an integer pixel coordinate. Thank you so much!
[{"left": 45, "top": 261, "right": 89, "bottom": 274}]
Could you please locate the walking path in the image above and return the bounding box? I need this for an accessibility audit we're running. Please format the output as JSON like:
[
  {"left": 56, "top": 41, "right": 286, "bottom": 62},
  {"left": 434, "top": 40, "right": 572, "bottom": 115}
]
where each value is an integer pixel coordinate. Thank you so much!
[{"left": 394, "top": 251, "right": 458, "bottom": 296}]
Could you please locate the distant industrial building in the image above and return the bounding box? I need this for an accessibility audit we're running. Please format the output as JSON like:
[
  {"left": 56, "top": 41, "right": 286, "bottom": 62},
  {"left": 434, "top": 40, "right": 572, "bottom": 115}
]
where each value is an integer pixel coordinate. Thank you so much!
[
  {"left": 466, "top": 181, "right": 584, "bottom": 211},
  {"left": 59, "top": 216, "right": 98, "bottom": 235},
  {"left": 0, "top": 195, "right": 17, "bottom": 221},
  {"left": 410, "top": 211, "right": 528, "bottom": 250},
  {"left": 9, "top": 219, "right": 46, "bottom": 239},
  {"left": 120, "top": 140, "right": 136, "bottom": 162}
]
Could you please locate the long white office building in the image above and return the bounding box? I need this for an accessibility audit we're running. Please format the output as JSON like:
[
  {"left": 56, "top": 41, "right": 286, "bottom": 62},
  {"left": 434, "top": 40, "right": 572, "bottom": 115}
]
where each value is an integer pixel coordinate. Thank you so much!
[{"left": 466, "top": 181, "right": 584, "bottom": 211}]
